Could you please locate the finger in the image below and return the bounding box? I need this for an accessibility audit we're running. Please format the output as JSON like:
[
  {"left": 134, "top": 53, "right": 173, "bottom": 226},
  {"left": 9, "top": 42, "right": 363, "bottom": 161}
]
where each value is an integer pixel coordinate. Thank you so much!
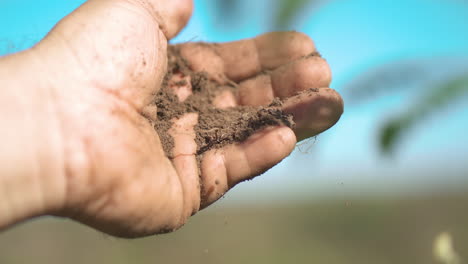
[
  {"left": 177, "top": 31, "right": 316, "bottom": 82},
  {"left": 199, "top": 126, "right": 296, "bottom": 208},
  {"left": 140, "top": 0, "right": 194, "bottom": 39},
  {"left": 237, "top": 55, "right": 332, "bottom": 106},
  {"left": 169, "top": 113, "right": 200, "bottom": 218},
  {"left": 212, "top": 89, "right": 238, "bottom": 109},
  {"left": 168, "top": 73, "right": 192, "bottom": 102},
  {"left": 34, "top": 0, "right": 193, "bottom": 109},
  {"left": 282, "top": 88, "right": 344, "bottom": 141}
]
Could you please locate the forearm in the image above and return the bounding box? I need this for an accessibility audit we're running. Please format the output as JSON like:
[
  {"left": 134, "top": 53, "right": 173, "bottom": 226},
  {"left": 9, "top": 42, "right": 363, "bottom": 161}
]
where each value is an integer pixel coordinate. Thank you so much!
[{"left": 0, "top": 51, "right": 66, "bottom": 229}]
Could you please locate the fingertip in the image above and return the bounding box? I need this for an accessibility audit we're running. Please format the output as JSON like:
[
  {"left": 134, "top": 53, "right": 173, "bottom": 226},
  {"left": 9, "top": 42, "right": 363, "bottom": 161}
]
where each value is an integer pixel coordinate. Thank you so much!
[
  {"left": 132, "top": 0, "right": 193, "bottom": 39},
  {"left": 199, "top": 126, "right": 296, "bottom": 208},
  {"left": 155, "top": 0, "right": 193, "bottom": 39},
  {"left": 271, "top": 56, "right": 332, "bottom": 98},
  {"left": 254, "top": 31, "right": 316, "bottom": 69},
  {"left": 178, "top": 0, "right": 194, "bottom": 30},
  {"left": 237, "top": 56, "right": 332, "bottom": 106},
  {"left": 224, "top": 126, "right": 296, "bottom": 186},
  {"left": 271, "top": 126, "right": 297, "bottom": 156},
  {"left": 282, "top": 88, "right": 344, "bottom": 140}
]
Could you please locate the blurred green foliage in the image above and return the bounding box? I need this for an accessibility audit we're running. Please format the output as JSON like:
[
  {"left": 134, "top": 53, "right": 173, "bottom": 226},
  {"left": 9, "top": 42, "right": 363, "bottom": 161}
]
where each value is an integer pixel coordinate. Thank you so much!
[
  {"left": 380, "top": 75, "right": 468, "bottom": 154},
  {"left": 274, "top": 0, "right": 316, "bottom": 28},
  {"left": 217, "top": 0, "right": 324, "bottom": 29}
]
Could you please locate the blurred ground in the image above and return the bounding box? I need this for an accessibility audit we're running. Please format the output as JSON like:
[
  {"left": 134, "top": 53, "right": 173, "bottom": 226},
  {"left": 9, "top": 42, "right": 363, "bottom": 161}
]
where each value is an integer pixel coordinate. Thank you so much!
[{"left": 1, "top": 191, "right": 467, "bottom": 264}]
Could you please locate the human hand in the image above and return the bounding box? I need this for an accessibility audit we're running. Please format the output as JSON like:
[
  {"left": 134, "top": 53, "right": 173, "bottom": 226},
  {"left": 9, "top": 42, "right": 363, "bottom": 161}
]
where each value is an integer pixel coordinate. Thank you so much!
[{"left": 0, "top": 0, "right": 342, "bottom": 237}]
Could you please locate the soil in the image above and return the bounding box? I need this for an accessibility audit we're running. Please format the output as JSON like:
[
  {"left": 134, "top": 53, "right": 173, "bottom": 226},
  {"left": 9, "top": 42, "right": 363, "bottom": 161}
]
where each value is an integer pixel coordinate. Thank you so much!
[{"left": 152, "top": 46, "right": 295, "bottom": 158}]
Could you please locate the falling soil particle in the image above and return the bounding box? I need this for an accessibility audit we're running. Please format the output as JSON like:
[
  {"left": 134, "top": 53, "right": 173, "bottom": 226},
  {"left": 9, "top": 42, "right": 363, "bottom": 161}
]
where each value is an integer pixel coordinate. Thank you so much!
[{"left": 152, "top": 46, "right": 295, "bottom": 158}]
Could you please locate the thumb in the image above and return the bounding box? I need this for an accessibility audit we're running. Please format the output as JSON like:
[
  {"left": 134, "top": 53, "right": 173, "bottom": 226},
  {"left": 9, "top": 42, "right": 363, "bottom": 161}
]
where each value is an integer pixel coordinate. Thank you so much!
[{"left": 33, "top": 0, "right": 193, "bottom": 108}]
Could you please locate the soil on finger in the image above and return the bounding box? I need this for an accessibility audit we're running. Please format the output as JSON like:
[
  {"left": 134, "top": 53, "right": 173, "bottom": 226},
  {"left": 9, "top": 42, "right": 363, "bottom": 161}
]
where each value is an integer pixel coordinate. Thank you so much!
[{"left": 151, "top": 46, "right": 296, "bottom": 158}]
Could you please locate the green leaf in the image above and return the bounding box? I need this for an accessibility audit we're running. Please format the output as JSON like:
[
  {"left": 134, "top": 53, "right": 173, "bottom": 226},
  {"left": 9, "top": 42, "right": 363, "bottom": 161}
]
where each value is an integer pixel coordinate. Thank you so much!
[
  {"left": 275, "top": 0, "right": 318, "bottom": 28},
  {"left": 379, "top": 74, "right": 468, "bottom": 154},
  {"left": 214, "top": 0, "right": 241, "bottom": 27},
  {"left": 379, "top": 114, "right": 415, "bottom": 154}
]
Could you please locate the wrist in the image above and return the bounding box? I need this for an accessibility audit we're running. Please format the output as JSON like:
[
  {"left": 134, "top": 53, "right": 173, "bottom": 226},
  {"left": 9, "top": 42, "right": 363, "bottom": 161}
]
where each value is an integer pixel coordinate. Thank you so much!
[{"left": 0, "top": 51, "right": 67, "bottom": 228}]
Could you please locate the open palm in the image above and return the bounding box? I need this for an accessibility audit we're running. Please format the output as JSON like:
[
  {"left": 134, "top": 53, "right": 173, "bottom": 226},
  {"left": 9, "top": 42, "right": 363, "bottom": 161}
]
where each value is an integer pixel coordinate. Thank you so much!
[{"left": 32, "top": 0, "right": 342, "bottom": 237}]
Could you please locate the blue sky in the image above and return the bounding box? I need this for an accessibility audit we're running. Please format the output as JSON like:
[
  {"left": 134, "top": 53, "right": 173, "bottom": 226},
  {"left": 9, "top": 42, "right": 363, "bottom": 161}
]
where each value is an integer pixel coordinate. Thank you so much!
[{"left": 1, "top": 0, "right": 467, "bottom": 200}]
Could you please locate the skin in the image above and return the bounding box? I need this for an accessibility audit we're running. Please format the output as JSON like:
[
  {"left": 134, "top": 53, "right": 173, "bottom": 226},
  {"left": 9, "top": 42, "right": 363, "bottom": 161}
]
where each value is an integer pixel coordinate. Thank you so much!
[{"left": 0, "top": 0, "right": 343, "bottom": 238}]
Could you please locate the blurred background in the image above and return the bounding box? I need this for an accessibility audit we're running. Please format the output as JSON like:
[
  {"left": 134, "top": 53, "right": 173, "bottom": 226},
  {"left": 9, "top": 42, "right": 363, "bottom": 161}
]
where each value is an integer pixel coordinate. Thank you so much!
[{"left": 1, "top": 0, "right": 467, "bottom": 263}]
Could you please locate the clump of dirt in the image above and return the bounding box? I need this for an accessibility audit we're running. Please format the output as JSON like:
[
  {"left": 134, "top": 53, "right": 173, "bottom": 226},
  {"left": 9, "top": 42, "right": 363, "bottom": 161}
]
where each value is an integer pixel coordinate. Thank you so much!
[{"left": 152, "top": 46, "right": 295, "bottom": 158}]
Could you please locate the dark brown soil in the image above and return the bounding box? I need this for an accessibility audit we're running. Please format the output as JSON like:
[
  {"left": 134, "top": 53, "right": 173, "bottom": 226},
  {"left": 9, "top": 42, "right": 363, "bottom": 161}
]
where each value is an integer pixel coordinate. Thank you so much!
[{"left": 152, "top": 46, "right": 295, "bottom": 158}]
